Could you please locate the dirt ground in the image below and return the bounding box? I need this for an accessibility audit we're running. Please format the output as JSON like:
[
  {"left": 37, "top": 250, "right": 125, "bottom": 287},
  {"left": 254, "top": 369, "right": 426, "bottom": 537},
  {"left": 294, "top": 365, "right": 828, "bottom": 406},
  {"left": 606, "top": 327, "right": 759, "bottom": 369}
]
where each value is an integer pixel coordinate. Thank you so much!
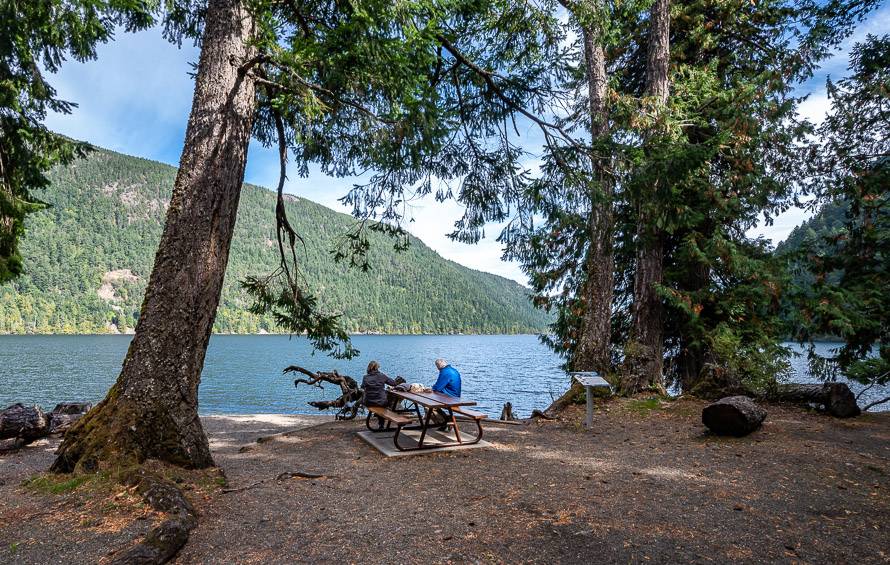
[{"left": 1, "top": 400, "right": 888, "bottom": 564}]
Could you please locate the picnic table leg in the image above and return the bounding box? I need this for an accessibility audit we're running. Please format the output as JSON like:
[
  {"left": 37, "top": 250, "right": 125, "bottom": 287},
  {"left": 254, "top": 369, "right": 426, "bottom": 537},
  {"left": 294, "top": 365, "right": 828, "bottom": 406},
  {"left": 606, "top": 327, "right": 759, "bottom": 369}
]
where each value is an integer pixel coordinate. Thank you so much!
[
  {"left": 365, "top": 411, "right": 381, "bottom": 432},
  {"left": 393, "top": 424, "right": 407, "bottom": 451},
  {"left": 415, "top": 406, "right": 435, "bottom": 449},
  {"left": 447, "top": 408, "right": 462, "bottom": 443},
  {"left": 471, "top": 418, "right": 483, "bottom": 443}
]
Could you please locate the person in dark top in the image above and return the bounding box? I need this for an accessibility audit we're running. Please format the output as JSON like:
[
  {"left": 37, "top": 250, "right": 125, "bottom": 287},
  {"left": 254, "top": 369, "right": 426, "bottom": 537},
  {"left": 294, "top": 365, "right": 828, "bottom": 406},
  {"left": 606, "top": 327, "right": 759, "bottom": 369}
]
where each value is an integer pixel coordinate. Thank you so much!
[{"left": 361, "top": 360, "right": 396, "bottom": 407}]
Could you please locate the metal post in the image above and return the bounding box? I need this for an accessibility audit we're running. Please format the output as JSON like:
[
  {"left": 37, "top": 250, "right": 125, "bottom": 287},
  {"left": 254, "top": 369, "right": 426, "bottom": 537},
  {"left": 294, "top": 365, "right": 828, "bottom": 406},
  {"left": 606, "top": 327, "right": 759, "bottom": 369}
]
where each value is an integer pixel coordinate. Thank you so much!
[{"left": 572, "top": 371, "right": 610, "bottom": 430}]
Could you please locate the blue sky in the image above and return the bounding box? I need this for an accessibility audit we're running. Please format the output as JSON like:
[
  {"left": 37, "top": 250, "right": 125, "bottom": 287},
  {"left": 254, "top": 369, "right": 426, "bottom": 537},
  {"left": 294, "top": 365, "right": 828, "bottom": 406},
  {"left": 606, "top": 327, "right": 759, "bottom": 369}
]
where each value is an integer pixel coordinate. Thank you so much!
[{"left": 43, "top": 4, "right": 889, "bottom": 284}]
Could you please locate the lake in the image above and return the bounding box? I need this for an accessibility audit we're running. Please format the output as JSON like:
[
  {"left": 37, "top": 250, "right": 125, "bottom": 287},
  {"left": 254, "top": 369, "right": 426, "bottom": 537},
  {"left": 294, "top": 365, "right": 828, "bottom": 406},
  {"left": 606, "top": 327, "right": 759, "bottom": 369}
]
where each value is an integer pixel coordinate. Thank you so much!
[{"left": 0, "top": 335, "right": 886, "bottom": 415}]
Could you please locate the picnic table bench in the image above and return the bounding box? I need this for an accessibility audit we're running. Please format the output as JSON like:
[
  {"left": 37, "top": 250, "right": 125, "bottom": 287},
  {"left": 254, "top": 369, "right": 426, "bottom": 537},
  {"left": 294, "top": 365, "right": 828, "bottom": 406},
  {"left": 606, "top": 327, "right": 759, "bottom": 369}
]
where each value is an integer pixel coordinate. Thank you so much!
[{"left": 365, "top": 389, "right": 486, "bottom": 451}]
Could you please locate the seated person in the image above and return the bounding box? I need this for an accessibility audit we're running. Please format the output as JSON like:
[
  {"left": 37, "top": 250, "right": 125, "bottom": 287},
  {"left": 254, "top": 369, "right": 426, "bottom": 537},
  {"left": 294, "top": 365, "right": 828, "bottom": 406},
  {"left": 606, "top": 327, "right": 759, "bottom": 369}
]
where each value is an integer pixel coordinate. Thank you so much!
[
  {"left": 430, "top": 358, "right": 461, "bottom": 428},
  {"left": 432, "top": 358, "right": 461, "bottom": 397},
  {"left": 361, "top": 360, "right": 396, "bottom": 407}
]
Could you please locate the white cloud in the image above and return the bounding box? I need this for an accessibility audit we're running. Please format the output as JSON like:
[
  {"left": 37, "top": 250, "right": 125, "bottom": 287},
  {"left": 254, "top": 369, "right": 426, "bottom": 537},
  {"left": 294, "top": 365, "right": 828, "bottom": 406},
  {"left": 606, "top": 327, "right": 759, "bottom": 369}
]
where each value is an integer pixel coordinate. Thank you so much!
[
  {"left": 747, "top": 207, "right": 812, "bottom": 247},
  {"left": 796, "top": 92, "right": 831, "bottom": 126}
]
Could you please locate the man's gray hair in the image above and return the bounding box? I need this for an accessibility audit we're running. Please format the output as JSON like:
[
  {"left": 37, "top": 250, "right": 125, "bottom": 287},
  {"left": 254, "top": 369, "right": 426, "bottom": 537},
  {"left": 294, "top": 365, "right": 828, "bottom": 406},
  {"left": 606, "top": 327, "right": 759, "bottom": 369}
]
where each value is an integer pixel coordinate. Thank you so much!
[{"left": 435, "top": 358, "right": 447, "bottom": 369}]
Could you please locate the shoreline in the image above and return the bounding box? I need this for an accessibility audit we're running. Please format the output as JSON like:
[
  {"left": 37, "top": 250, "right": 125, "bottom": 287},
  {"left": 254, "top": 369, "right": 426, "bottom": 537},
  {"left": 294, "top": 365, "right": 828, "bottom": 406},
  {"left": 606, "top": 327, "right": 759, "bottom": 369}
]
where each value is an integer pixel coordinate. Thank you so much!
[{"left": 3, "top": 399, "right": 888, "bottom": 563}]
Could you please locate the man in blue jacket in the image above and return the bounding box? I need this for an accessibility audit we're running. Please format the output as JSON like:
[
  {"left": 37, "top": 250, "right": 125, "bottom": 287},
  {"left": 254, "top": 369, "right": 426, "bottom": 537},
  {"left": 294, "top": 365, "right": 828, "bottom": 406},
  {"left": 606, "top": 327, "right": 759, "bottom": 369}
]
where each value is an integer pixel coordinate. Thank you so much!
[{"left": 432, "top": 358, "right": 461, "bottom": 397}]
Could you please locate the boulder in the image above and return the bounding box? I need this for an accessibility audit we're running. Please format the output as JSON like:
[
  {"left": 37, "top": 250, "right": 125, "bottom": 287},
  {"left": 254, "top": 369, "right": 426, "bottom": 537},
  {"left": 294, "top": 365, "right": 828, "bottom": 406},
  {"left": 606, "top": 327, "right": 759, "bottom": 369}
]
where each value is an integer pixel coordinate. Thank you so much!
[{"left": 702, "top": 396, "right": 767, "bottom": 437}]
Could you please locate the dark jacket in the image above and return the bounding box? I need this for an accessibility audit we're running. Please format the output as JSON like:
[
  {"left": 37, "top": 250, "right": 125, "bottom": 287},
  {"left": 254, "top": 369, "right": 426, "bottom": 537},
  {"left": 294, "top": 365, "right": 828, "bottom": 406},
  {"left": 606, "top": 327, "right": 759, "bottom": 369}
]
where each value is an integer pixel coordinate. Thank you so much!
[{"left": 362, "top": 369, "right": 396, "bottom": 407}]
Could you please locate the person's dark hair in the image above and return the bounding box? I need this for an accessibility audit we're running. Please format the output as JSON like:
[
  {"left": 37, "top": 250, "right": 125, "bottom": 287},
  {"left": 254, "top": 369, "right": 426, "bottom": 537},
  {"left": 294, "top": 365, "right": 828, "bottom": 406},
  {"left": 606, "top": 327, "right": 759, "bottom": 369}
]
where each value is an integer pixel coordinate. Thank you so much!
[{"left": 367, "top": 360, "right": 380, "bottom": 373}]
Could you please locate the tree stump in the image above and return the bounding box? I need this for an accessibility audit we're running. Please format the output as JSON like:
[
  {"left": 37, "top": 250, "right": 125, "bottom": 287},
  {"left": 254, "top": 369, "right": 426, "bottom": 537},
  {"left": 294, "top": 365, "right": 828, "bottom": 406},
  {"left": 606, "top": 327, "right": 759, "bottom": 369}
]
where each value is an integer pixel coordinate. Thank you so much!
[
  {"left": 768, "top": 383, "right": 861, "bottom": 418},
  {"left": 702, "top": 396, "right": 767, "bottom": 437},
  {"left": 48, "top": 402, "right": 93, "bottom": 434},
  {"left": 0, "top": 404, "right": 49, "bottom": 443}
]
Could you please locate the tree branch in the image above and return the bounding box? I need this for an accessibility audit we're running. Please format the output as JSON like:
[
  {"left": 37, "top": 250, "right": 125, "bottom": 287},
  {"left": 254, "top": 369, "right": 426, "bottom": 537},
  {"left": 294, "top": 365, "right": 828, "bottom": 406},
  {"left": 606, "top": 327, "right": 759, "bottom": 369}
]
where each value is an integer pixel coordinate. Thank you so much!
[
  {"left": 262, "top": 61, "right": 397, "bottom": 125},
  {"left": 435, "top": 33, "right": 582, "bottom": 149},
  {"left": 861, "top": 395, "right": 890, "bottom": 412}
]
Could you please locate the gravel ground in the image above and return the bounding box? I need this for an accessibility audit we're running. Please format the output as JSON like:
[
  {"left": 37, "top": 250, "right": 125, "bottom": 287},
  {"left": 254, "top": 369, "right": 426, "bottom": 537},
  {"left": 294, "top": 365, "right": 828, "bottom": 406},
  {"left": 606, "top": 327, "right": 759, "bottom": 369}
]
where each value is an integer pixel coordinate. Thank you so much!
[{"left": 1, "top": 401, "right": 888, "bottom": 564}]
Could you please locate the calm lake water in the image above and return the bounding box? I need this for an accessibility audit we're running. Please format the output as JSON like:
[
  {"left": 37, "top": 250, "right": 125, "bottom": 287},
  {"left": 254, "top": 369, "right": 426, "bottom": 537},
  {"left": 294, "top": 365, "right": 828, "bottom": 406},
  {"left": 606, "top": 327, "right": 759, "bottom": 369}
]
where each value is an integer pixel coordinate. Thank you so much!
[{"left": 0, "top": 335, "right": 886, "bottom": 415}]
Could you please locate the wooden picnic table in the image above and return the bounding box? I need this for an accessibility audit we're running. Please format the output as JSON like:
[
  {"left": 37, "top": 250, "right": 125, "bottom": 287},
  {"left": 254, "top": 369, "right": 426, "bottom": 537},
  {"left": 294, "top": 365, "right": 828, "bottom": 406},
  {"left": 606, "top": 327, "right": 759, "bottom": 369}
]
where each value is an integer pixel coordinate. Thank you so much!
[{"left": 383, "top": 389, "right": 486, "bottom": 451}]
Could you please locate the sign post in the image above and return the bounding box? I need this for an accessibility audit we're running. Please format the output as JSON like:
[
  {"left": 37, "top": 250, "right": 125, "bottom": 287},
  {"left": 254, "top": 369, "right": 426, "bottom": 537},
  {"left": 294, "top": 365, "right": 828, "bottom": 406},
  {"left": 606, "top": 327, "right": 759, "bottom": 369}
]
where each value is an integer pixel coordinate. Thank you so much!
[{"left": 571, "top": 372, "right": 612, "bottom": 428}]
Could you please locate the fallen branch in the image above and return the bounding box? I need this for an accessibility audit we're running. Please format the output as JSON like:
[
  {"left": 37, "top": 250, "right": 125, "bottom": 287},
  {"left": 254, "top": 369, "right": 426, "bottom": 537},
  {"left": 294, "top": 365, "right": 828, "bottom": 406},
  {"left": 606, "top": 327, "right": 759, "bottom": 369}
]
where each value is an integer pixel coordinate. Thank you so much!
[
  {"left": 222, "top": 470, "right": 331, "bottom": 494},
  {"left": 862, "top": 395, "right": 890, "bottom": 412},
  {"left": 276, "top": 471, "right": 327, "bottom": 480}
]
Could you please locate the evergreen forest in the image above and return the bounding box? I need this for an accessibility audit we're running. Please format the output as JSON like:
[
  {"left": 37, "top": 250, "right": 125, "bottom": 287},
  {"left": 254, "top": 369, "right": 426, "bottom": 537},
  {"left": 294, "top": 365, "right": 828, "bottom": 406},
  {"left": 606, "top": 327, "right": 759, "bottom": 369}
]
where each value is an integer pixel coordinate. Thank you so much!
[{"left": 0, "top": 148, "right": 550, "bottom": 335}]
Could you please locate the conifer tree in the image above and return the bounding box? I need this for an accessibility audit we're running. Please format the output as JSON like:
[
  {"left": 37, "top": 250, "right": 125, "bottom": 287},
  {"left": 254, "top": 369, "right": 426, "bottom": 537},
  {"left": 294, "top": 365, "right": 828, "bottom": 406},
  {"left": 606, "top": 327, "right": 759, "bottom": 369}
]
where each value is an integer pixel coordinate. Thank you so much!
[
  {"left": 790, "top": 34, "right": 889, "bottom": 410},
  {"left": 0, "top": 1, "right": 153, "bottom": 282},
  {"left": 53, "top": 0, "right": 567, "bottom": 471}
]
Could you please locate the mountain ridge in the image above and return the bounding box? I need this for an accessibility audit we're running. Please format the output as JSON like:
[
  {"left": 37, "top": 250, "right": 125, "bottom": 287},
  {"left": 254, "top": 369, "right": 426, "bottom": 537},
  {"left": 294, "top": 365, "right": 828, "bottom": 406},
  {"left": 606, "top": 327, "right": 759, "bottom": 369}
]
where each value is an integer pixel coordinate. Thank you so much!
[{"left": 0, "top": 146, "right": 550, "bottom": 335}]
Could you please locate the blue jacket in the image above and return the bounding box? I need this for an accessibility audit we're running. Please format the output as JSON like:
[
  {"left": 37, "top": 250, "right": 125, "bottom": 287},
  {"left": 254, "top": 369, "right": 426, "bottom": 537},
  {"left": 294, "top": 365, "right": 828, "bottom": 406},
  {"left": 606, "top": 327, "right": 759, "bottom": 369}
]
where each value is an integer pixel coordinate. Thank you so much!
[{"left": 432, "top": 365, "right": 461, "bottom": 397}]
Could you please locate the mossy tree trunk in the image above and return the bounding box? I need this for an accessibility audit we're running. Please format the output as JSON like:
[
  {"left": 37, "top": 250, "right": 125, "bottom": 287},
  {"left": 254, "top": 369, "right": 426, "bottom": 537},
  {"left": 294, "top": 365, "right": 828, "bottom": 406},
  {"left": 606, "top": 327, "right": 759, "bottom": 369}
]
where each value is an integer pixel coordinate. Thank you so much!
[
  {"left": 52, "top": 0, "right": 257, "bottom": 473},
  {"left": 547, "top": 2, "right": 613, "bottom": 413},
  {"left": 622, "top": 0, "right": 670, "bottom": 395}
]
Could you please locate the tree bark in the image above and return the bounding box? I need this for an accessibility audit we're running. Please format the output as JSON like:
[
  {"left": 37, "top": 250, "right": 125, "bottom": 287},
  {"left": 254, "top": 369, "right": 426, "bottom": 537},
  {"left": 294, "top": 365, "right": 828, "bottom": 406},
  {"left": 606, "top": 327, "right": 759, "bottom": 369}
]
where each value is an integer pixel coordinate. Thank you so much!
[
  {"left": 547, "top": 4, "right": 613, "bottom": 412},
  {"left": 52, "top": 0, "right": 258, "bottom": 473},
  {"left": 624, "top": 0, "right": 670, "bottom": 394},
  {"left": 572, "top": 20, "right": 614, "bottom": 375}
]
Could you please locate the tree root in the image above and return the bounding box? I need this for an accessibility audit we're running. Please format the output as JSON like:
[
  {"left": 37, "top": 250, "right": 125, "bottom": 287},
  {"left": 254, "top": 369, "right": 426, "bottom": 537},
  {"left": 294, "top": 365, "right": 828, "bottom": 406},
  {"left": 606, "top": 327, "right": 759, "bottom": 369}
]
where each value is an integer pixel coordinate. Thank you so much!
[
  {"left": 221, "top": 470, "right": 331, "bottom": 494},
  {"left": 285, "top": 365, "right": 364, "bottom": 420},
  {"left": 107, "top": 471, "right": 197, "bottom": 565},
  {"left": 542, "top": 381, "right": 585, "bottom": 415}
]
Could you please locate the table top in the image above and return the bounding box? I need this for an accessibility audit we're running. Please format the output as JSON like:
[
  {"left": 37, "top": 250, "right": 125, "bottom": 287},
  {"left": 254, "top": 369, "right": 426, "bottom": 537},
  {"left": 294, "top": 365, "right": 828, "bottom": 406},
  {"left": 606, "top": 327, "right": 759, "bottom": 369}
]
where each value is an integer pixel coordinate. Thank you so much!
[
  {"left": 390, "top": 389, "right": 476, "bottom": 408},
  {"left": 390, "top": 389, "right": 445, "bottom": 407}
]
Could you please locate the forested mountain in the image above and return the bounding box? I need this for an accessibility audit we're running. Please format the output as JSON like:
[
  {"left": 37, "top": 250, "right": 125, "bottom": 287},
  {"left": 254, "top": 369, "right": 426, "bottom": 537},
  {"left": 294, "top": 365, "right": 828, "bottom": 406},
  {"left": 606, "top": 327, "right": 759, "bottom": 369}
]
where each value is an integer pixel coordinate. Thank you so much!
[
  {"left": 775, "top": 201, "right": 848, "bottom": 257},
  {"left": 0, "top": 148, "right": 548, "bottom": 335}
]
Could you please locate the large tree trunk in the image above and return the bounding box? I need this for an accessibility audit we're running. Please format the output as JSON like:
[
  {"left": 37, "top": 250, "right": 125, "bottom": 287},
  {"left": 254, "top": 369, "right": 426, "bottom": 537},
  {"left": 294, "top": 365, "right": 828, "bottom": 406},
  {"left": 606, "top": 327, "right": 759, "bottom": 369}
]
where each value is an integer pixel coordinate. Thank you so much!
[
  {"left": 623, "top": 0, "right": 670, "bottom": 395},
  {"left": 546, "top": 7, "right": 613, "bottom": 412},
  {"left": 52, "top": 0, "right": 257, "bottom": 473}
]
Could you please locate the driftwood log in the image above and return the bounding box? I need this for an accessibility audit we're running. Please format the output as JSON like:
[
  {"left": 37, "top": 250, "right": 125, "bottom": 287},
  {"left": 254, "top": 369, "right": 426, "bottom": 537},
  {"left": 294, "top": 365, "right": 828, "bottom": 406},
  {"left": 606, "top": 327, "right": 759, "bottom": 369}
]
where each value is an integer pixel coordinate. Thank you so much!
[
  {"left": 767, "top": 382, "right": 861, "bottom": 418},
  {"left": 48, "top": 402, "right": 93, "bottom": 433},
  {"left": 285, "top": 366, "right": 364, "bottom": 420},
  {"left": 702, "top": 396, "right": 767, "bottom": 437},
  {"left": 284, "top": 366, "right": 407, "bottom": 420},
  {"left": 0, "top": 402, "right": 92, "bottom": 453},
  {"left": 0, "top": 404, "right": 49, "bottom": 443}
]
